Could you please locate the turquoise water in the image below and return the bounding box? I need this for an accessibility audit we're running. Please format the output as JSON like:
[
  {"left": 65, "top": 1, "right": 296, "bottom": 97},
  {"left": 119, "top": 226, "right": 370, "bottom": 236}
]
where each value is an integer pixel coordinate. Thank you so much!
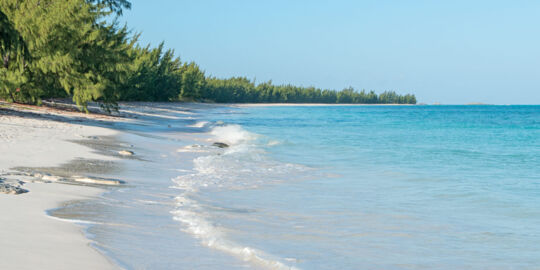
[
  {"left": 63, "top": 105, "right": 539, "bottom": 269},
  {"left": 183, "top": 105, "right": 539, "bottom": 269}
]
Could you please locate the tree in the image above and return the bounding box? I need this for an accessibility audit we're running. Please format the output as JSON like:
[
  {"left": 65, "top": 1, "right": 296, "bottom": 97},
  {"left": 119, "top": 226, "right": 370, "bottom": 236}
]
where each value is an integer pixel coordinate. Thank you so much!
[
  {"left": 87, "top": 0, "right": 131, "bottom": 15},
  {"left": 0, "top": 9, "right": 32, "bottom": 103},
  {"left": 119, "top": 42, "right": 182, "bottom": 101},
  {"left": 179, "top": 62, "right": 206, "bottom": 100},
  {"left": 1, "top": 0, "right": 417, "bottom": 109},
  {"left": 0, "top": 0, "right": 132, "bottom": 111}
]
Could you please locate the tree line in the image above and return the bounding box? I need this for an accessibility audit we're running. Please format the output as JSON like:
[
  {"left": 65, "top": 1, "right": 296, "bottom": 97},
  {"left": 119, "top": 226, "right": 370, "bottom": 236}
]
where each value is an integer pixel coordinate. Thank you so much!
[{"left": 0, "top": 0, "right": 416, "bottom": 112}]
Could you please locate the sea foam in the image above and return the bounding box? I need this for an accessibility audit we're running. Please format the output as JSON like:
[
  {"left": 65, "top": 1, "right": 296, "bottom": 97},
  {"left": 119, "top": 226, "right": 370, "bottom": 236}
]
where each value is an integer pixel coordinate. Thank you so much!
[
  {"left": 171, "top": 124, "right": 304, "bottom": 269},
  {"left": 187, "top": 121, "right": 210, "bottom": 128},
  {"left": 210, "top": 124, "right": 257, "bottom": 146}
]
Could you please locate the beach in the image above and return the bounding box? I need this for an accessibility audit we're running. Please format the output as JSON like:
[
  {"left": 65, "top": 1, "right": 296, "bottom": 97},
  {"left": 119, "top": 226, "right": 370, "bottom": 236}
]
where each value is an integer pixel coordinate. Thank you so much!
[
  {"left": 0, "top": 101, "right": 256, "bottom": 269},
  {"left": 2, "top": 0, "right": 538, "bottom": 268},
  {"left": 1, "top": 103, "right": 538, "bottom": 270},
  {"left": 0, "top": 103, "right": 121, "bottom": 269},
  {"left": 0, "top": 101, "right": 301, "bottom": 269}
]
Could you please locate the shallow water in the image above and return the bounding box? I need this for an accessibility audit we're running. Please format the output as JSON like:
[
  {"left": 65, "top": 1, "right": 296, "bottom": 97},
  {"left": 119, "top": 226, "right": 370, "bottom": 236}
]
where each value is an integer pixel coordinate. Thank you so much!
[{"left": 58, "top": 105, "right": 540, "bottom": 269}]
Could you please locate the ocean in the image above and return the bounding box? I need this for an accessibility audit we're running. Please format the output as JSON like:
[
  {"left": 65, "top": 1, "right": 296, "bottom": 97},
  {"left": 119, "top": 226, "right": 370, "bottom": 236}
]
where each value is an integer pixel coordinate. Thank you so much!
[{"left": 54, "top": 105, "right": 539, "bottom": 269}]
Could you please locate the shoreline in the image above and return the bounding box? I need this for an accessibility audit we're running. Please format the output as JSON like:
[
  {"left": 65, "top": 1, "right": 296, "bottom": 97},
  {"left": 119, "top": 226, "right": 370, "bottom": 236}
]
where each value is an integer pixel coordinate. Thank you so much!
[
  {"left": 2, "top": 101, "right": 533, "bottom": 269},
  {"left": 0, "top": 183, "right": 117, "bottom": 269},
  {"left": 233, "top": 103, "right": 416, "bottom": 107},
  {"left": 0, "top": 101, "right": 230, "bottom": 269},
  {"left": 0, "top": 103, "right": 122, "bottom": 269}
]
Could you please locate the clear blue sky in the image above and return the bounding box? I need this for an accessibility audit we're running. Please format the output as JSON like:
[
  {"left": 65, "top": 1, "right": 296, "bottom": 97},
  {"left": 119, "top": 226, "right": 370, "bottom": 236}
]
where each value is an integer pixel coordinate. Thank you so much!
[{"left": 120, "top": 0, "right": 539, "bottom": 104}]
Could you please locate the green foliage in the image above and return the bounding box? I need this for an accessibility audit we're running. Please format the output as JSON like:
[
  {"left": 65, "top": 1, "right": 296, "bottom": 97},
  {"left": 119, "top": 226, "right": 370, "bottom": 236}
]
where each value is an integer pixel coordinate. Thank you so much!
[
  {"left": 199, "top": 78, "right": 416, "bottom": 104},
  {"left": 0, "top": 0, "right": 416, "bottom": 111},
  {"left": 0, "top": 9, "right": 32, "bottom": 103},
  {"left": 119, "top": 42, "right": 182, "bottom": 101},
  {"left": 88, "top": 0, "right": 131, "bottom": 15},
  {"left": 0, "top": 0, "right": 132, "bottom": 111},
  {"left": 179, "top": 62, "right": 206, "bottom": 100}
]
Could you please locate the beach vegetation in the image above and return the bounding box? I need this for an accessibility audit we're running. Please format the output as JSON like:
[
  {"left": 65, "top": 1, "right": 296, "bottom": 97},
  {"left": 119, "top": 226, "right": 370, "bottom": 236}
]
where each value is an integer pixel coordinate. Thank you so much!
[{"left": 0, "top": 0, "right": 417, "bottom": 111}]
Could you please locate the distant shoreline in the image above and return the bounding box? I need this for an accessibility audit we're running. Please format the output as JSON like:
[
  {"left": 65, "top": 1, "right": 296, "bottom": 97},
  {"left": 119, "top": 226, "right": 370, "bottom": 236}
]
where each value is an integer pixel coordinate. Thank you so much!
[
  {"left": 234, "top": 103, "right": 416, "bottom": 107},
  {"left": 233, "top": 103, "right": 537, "bottom": 107}
]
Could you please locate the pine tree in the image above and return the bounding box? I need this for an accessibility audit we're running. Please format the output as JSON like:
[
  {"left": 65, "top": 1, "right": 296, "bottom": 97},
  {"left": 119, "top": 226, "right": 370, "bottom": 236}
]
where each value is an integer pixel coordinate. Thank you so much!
[
  {"left": 1, "top": 0, "right": 417, "bottom": 108},
  {"left": 0, "top": 0, "right": 132, "bottom": 111},
  {"left": 179, "top": 62, "right": 206, "bottom": 100},
  {"left": 0, "top": 9, "right": 32, "bottom": 103}
]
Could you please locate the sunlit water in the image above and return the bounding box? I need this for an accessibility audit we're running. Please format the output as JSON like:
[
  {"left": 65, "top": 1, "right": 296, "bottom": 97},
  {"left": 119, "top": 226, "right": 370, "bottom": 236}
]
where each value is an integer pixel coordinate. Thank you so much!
[{"left": 55, "top": 105, "right": 539, "bottom": 269}]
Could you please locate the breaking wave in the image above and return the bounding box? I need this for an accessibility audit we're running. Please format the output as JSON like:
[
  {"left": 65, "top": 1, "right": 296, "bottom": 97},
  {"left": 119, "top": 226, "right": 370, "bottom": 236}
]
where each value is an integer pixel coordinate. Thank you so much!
[{"left": 171, "top": 123, "right": 305, "bottom": 269}]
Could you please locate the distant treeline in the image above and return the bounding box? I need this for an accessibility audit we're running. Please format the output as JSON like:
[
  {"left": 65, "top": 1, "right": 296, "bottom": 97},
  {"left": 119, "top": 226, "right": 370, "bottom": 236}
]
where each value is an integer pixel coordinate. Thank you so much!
[
  {"left": 201, "top": 78, "right": 416, "bottom": 104},
  {"left": 0, "top": 0, "right": 416, "bottom": 112}
]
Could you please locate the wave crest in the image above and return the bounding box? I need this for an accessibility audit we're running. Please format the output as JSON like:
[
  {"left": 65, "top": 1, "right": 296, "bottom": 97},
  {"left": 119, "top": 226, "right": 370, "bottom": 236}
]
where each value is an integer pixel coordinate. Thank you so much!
[
  {"left": 171, "top": 124, "right": 304, "bottom": 269},
  {"left": 210, "top": 124, "right": 257, "bottom": 146}
]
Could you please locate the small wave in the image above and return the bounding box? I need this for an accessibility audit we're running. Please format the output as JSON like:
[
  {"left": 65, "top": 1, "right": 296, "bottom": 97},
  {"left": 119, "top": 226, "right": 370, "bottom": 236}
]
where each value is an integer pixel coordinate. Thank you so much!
[
  {"left": 171, "top": 194, "right": 299, "bottom": 270},
  {"left": 170, "top": 123, "right": 305, "bottom": 269},
  {"left": 136, "top": 199, "right": 161, "bottom": 205},
  {"left": 210, "top": 124, "right": 257, "bottom": 146},
  {"left": 48, "top": 215, "right": 104, "bottom": 225},
  {"left": 173, "top": 168, "right": 192, "bottom": 172},
  {"left": 47, "top": 215, "right": 133, "bottom": 228},
  {"left": 177, "top": 144, "right": 210, "bottom": 153},
  {"left": 267, "top": 140, "right": 281, "bottom": 146},
  {"left": 187, "top": 121, "right": 210, "bottom": 128}
]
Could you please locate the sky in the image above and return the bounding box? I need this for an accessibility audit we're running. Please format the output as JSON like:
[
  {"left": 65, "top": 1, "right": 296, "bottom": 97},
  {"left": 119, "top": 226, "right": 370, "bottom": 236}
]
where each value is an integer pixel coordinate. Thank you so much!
[{"left": 120, "top": 0, "right": 540, "bottom": 104}]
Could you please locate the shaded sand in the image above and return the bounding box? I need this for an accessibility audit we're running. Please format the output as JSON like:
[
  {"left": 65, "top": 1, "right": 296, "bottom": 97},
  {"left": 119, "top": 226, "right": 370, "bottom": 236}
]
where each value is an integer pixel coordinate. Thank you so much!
[
  {"left": 0, "top": 103, "right": 119, "bottom": 269},
  {"left": 0, "top": 104, "right": 117, "bottom": 169}
]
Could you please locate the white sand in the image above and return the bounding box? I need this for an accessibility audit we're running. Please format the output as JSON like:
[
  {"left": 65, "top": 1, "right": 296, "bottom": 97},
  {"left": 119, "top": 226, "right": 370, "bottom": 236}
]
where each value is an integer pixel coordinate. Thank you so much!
[
  {"left": 0, "top": 108, "right": 119, "bottom": 269},
  {"left": 0, "top": 110, "right": 116, "bottom": 169}
]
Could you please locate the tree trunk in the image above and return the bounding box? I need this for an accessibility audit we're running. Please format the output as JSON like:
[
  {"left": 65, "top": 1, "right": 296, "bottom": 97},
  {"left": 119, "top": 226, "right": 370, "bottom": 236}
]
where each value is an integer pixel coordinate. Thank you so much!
[{"left": 3, "top": 53, "right": 9, "bottom": 68}]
